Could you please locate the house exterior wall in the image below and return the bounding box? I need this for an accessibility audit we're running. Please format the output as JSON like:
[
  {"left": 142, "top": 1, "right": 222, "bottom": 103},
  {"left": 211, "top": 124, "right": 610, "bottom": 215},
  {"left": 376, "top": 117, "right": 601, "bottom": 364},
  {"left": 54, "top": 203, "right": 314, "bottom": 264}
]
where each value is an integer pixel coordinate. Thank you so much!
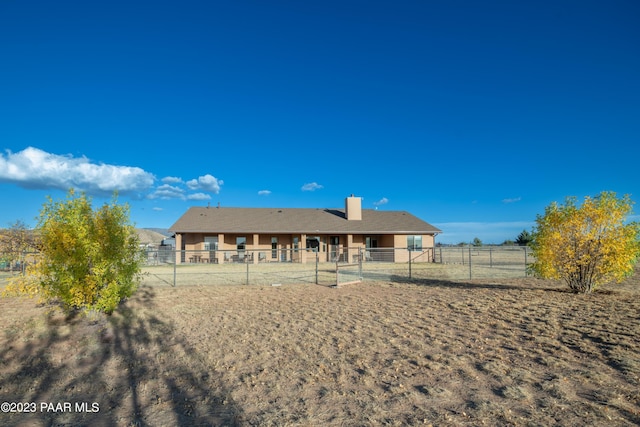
[
  {"left": 393, "top": 234, "right": 436, "bottom": 263},
  {"left": 175, "top": 232, "right": 437, "bottom": 264}
]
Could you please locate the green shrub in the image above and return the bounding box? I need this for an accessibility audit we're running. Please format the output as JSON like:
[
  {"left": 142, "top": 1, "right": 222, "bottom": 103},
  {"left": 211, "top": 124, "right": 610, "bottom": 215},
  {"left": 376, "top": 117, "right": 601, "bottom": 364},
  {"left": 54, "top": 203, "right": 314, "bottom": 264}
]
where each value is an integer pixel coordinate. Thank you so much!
[{"left": 5, "top": 190, "right": 143, "bottom": 314}]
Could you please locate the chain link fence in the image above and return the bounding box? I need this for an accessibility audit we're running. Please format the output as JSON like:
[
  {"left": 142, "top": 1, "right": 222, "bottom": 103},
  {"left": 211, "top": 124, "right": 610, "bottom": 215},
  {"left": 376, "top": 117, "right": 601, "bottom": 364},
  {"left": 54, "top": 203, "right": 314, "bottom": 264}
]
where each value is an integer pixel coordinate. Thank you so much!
[
  {"left": 141, "top": 246, "right": 534, "bottom": 286},
  {"left": 143, "top": 248, "right": 336, "bottom": 287},
  {"left": 0, "top": 246, "right": 534, "bottom": 290},
  {"left": 0, "top": 251, "right": 36, "bottom": 275},
  {"left": 435, "top": 245, "right": 534, "bottom": 280}
]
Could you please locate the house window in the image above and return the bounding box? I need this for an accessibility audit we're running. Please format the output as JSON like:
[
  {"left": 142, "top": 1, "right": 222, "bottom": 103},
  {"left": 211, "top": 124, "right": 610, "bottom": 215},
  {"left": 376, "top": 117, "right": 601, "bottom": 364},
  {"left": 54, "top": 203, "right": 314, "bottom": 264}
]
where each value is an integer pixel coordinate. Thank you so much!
[
  {"left": 407, "top": 235, "right": 422, "bottom": 251},
  {"left": 293, "top": 237, "right": 299, "bottom": 252},
  {"left": 306, "top": 237, "right": 320, "bottom": 252},
  {"left": 271, "top": 237, "right": 278, "bottom": 259},
  {"left": 330, "top": 236, "right": 340, "bottom": 261},
  {"left": 204, "top": 236, "right": 218, "bottom": 251},
  {"left": 237, "top": 236, "right": 246, "bottom": 252},
  {"left": 365, "top": 237, "right": 378, "bottom": 248}
]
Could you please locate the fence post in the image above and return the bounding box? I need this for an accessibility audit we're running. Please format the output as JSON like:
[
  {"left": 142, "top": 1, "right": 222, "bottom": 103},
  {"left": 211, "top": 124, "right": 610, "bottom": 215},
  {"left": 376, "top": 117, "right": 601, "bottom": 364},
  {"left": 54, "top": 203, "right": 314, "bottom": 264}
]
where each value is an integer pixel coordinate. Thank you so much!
[
  {"left": 246, "top": 254, "right": 250, "bottom": 285},
  {"left": 173, "top": 250, "right": 177, "bottom": 287},
  {"left": 408, "top": 248, "right": 412, "bottom": 279},
  {"left": 358, "top": 247, "right": 363, "bottom": 279},
  {"left": 524, "top": 246, "right": 528, "bottom": 276},
  {"left": 489, "top": 247, "right": 493, "bottom": 268},
  {"left": 468, "top": 246, "right": 472, "bottom": 280},
  {"left": 315, "top": 252, "right": 319, "bottom": 284}
]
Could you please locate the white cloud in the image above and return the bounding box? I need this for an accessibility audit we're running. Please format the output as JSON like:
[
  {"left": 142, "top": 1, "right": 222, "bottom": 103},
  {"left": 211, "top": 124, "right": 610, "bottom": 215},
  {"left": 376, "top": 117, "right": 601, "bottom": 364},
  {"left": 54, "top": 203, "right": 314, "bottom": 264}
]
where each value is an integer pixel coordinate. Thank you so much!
[
  {"left": 148, "top": 184, "right": 185, "bottom": 200},
  {"left": 149, "top": 173, "right": 223, "bottom": 200},
  {"left": 162, "top": 176, "right": 183, "bottom": 184},
  {"left": 502, "top": 197, "right": 522, "bottom": 204},
  {"left": 258, "top": 190, "right": 272, "bottom": 196},
  {"left": 301, "top": 182, "right": 323, "bottom": 191},
  {"left": 0, "top": 146, "right": 155, "bottom": 195},
  {"left": 373, "top": 197, "right": 389, "bottom": 206},
  {"left": 186, "top": 174, "right": 223, "bottom": 193},
  {"left": 152, "top": 207, "right": 163, "bottom": 211},
  {"left": 187, "top": 193, "right": 211, "bottom": 201}
]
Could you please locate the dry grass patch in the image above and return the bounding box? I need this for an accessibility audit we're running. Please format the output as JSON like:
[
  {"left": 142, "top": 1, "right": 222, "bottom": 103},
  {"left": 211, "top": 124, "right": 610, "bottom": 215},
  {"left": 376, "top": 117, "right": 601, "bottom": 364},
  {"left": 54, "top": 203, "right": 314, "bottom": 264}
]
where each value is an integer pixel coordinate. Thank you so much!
[{"left": 1, "top": 268, "right": 639, "bottom": 425}]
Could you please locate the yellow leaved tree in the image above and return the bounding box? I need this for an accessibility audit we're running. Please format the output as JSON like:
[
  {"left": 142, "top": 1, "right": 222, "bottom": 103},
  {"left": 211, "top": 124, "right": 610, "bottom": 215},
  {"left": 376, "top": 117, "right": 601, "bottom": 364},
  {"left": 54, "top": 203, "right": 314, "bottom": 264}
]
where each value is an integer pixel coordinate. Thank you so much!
[
  {"left": 4, "top": 189, "right": 143, "bottom": 314},
  {"left": 530, "top": 191, "right": 640, "bottom": 293}
]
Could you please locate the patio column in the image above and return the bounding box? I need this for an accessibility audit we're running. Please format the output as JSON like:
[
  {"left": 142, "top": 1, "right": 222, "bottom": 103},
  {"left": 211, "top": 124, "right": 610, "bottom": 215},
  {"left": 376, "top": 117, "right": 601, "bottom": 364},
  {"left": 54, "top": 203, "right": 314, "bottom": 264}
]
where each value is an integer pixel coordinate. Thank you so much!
[
  {"left": 253, "top": 234, "right": 259, "bottom": 264},
  {"left": 218, "top": 233, "right": 225, "bottom": 264},
  {"left": 175, "top": 233, "right": 182, "bottom": 265},
  {"left": 300, "top": 233, "right": 307, "bottom": 264}
]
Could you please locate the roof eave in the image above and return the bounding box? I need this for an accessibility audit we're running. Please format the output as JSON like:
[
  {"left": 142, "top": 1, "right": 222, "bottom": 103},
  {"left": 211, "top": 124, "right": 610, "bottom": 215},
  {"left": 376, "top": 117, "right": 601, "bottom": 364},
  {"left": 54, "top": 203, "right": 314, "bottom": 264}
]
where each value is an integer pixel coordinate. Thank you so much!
[{"left": 170, "top": 229, "right": 441, "bottom": 234}]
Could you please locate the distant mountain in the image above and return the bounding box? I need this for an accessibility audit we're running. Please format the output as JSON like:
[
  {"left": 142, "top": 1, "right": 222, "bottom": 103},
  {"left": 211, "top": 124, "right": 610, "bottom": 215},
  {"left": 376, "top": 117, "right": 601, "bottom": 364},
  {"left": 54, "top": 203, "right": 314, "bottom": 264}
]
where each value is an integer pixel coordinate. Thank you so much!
[
  {"left": 136, "top": 228, "right": 171, "bottom": 246},
  {"left": 142, "top": 228, "right": 172, "bottom": 237}
]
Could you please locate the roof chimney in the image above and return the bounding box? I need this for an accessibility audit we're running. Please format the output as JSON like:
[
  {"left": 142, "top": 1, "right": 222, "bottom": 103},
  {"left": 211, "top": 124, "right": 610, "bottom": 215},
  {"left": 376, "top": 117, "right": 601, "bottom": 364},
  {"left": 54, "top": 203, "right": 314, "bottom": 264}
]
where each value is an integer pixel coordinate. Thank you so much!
[{"left": 345, "top": 195, "right": 362, "bottom": 220}]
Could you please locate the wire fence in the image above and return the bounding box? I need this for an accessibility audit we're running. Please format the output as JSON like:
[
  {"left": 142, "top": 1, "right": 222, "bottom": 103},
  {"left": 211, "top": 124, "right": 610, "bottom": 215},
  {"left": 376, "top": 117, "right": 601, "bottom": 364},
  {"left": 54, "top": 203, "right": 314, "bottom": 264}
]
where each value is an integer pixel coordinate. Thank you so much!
[
  {"left": 435, "top": 245, "right": 534, "bottom": 280},
  {"left": 0, "top": 251, "right": 34, "bottom": 275},
  {"left": 141, "top": 246, "right": 534, "bottom": 286},
  {"left": 143, "top": 249, "right": 334, "bottom": 287},
  {"left": 0, "top": 246, "right": 534, "bottom": 289}
]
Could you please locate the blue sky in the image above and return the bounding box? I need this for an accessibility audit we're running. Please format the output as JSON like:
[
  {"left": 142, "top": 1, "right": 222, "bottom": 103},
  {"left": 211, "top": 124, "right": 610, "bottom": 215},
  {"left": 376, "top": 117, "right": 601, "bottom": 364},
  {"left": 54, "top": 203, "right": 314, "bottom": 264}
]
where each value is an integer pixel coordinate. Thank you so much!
[{"left": 1, "top": 0, "right": 638, "bottom": 244}]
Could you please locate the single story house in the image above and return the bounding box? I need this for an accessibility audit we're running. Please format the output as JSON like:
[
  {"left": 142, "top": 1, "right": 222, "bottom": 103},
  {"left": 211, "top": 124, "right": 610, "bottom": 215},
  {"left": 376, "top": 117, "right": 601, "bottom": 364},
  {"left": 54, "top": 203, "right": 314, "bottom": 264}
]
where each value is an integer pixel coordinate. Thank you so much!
[{"left": 169, "top": 195, "right": 441, "bottom": 264}]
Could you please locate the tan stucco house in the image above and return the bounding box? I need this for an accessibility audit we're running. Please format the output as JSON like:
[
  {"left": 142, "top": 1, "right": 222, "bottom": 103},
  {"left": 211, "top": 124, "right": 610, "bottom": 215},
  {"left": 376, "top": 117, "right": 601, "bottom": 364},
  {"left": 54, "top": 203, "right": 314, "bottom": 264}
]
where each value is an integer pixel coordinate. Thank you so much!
[{"left": 169, "top": 195, "right": 441, "bottom": 264}]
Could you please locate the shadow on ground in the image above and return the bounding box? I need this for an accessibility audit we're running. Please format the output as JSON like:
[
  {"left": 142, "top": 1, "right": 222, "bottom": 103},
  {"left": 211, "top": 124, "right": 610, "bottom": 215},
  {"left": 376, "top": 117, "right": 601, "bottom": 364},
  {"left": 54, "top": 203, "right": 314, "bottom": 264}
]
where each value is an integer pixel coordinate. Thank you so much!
[
  {"left": 0, "top": 285, "right": 240, "bottom": 426},
  {"left": 388, "top": 274, "right": 537, "bottom": 291}
]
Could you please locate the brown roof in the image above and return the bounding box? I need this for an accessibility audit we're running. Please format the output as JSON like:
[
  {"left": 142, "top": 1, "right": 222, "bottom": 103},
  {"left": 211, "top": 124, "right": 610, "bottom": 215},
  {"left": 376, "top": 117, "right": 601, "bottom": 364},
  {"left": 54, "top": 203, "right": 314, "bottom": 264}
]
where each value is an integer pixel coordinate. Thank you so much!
[{"left": 169, "top": 207, "right": 441, "bottom": 235}]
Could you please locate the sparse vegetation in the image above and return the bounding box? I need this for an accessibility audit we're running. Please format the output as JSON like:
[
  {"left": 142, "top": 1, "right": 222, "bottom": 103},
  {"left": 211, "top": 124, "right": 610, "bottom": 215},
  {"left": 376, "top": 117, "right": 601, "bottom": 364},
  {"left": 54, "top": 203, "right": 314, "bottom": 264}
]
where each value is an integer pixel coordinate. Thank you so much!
[{"left": 1, "top": 266, "right": 639, "bottom": 425}]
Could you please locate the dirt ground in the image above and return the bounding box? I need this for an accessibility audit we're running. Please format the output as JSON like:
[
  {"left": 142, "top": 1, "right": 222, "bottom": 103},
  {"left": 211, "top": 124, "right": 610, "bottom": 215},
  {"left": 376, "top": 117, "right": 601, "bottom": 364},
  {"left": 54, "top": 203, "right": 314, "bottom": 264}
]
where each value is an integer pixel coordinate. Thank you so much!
[{"left": 1, "top": 267, "right": 639, "bottom": 426}]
